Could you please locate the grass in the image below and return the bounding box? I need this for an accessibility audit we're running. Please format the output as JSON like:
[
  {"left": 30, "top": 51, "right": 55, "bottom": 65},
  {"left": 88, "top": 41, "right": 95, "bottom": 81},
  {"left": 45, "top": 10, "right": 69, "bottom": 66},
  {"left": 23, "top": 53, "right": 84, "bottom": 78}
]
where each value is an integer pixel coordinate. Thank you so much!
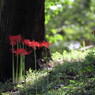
[{"left": 1, "top": 48, "right": 95, "bottom": 95}]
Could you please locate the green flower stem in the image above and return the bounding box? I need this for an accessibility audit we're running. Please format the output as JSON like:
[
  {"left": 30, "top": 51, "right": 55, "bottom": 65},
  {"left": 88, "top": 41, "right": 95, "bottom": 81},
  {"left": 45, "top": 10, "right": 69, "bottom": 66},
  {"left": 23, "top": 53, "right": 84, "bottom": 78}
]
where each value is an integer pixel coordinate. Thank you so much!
[
  {"left": 22, "top": 45, "right": 27, "bottom": 94},
  {"left": 33, "top": 49, "right": 37, "bottom": 70},
  {"left": 23, "top": 56, "right": 25, "bottom": 76},
  {"left": 45, "top": 47, "right": 49, "bottom": 88},
  {"left": 16, "top": 55, "right": 19, "bottom": 82},
  {"left": 33, "top": 48, "right": 37, "bottom": 95},
  {"left": 24, "top": 75, "right": 27, "bottom": 95},
  {"left": 19, "top": 55, "right": 23, "bottom": 82},
  {"left": 16, "top": 42, "right": 19, "bottom": 82},
  {"left": 12, "top": 45, "right": 15, "bottom": 83},
  {"left": 22, "top": 44, "right": 25, "bottom": 76}
]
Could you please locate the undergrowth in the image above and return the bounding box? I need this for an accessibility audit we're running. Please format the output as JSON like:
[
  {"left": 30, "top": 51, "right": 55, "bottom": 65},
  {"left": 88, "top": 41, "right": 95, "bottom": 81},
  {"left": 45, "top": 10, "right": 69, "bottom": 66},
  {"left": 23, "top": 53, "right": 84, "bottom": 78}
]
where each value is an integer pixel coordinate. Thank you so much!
[{"left": 1, "top": 48, "right": 95, "bottom": 95}]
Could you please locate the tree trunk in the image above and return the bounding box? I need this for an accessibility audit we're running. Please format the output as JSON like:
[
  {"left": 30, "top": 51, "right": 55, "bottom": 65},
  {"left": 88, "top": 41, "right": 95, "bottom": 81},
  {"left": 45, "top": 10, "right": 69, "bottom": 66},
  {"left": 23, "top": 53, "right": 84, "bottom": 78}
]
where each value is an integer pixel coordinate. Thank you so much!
[{"left": 0, "top": 0, "right": 50, "bottom": 81}]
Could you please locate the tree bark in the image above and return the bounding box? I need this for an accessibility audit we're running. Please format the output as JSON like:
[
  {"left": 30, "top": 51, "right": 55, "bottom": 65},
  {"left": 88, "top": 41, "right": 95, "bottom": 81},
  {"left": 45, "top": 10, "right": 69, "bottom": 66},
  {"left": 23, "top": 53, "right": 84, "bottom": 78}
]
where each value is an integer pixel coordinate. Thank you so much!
[{"left": 0, "top": 0, "right": 50, "bottom": 81}]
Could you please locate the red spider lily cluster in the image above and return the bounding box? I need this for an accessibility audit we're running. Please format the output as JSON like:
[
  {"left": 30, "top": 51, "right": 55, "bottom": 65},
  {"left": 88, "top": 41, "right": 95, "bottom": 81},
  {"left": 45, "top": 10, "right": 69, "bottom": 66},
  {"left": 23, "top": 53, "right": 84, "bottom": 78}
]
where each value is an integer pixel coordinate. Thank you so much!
[
  {"left": 23, "top": 40, "right": 40, "bottom": 49},
  {"left": 9, "top": 35, "right": 50, "bottom": 56},
  {"left": 40, "top": 41, "right": 51, "bottom": 48},
  {"left": 9, "top": 35, "right": 22, "bottom": 46},
  {"left": 9, "top": 35, "right": 50, "bottom": 83},
  {"left": 12, "top": 48, "right": 32, "bottom": 56}
]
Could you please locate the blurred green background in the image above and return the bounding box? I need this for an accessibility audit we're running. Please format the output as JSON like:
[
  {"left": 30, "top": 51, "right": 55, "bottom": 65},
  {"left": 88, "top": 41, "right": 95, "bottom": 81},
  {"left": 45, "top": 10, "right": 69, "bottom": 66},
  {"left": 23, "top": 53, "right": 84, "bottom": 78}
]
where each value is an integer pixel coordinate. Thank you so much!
[{"left": 45, "top": 0, "right": 95, "bottom": 53}]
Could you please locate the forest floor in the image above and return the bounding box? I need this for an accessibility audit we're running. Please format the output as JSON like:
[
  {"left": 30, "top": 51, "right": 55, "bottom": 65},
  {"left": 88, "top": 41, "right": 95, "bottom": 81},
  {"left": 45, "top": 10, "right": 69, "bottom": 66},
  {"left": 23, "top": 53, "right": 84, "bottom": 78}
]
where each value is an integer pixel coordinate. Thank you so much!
[{"left": 1, "top": 47, "right": 95, "bottom": 95}]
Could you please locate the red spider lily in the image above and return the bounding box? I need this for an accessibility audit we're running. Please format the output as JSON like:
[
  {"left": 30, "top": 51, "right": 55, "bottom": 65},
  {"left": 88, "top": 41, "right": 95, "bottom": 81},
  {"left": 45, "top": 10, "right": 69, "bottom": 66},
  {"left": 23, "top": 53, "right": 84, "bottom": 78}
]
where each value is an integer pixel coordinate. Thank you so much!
[
  {"left": 12, "top": 48, "right": 31, "bottom": 56},
  {"left": 9, "top": 35, "right": 22, "bottom": 45},
  {"left": 40, "top": 41, "right": 50, "bottom": 48},
  {"left": 22, "top": 39, "right": 31, "bottom": 45},
  {"left": 9, "top": 41, "right": 17, "bottom": 46},
  {"left": 28, "top": 41, "right": 40, "bottom": 49}
]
